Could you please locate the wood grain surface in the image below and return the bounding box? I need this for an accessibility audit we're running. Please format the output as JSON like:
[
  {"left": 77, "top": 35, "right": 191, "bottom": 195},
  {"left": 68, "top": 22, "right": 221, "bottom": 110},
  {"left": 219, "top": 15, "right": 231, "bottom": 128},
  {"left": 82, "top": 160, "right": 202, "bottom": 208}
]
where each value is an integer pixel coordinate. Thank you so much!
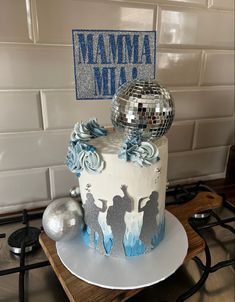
[{"left": 39, "top": 191, "right": 222, "bottom": 302}]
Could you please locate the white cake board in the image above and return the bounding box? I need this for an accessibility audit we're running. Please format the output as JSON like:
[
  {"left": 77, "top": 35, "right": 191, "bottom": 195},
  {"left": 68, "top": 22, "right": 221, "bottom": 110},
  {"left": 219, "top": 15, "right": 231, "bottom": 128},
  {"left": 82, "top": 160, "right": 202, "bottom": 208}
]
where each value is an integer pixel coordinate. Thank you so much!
[{"left": 56, "top": 210, "right": 188, "bottom": 290}]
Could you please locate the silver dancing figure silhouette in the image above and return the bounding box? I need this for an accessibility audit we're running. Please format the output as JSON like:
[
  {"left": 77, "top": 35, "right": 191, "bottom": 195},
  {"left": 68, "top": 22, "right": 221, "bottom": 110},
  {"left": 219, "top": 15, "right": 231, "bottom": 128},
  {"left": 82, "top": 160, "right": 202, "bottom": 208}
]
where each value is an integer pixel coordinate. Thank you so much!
[
  {"left": 138, "top": 191, "right": 159, "bottom": 251},
  {"left": 83, "top": 192, "right": 107, "bottom": 252},
  {"left": 106, "top": 185, "right": 132, "bottom": 256}
]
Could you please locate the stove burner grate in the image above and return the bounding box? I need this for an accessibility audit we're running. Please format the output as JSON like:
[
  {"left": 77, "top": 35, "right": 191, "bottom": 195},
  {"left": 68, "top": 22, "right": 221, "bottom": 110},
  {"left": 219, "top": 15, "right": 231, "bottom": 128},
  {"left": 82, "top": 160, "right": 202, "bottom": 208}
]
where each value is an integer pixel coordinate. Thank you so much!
[
  {"left": 0, "top": 182, "right": 234, "bottom": 302},
  {"left": 8, "top": 226, "right": 41, "bottom": 254},
  {"left": 166, "top": 181, "right": 218, "bottom": 221}
]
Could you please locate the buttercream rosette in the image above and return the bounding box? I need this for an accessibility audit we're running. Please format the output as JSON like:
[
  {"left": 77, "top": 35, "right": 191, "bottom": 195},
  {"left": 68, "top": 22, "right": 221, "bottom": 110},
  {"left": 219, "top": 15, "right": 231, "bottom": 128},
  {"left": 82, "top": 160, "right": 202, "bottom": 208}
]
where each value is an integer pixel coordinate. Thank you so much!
[
  {"left": 66, "top": 119, "right": 106, "bottom": 176},
  {"left": 118, "top": 136, "right": 160, "bottom": 167}
]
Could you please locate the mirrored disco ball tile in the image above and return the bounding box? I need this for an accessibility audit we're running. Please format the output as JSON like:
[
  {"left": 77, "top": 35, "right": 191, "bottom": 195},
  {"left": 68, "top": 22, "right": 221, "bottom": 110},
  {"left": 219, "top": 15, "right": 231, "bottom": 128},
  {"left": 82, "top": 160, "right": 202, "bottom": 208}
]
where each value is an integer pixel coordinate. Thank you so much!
[{"left": 111, "top": 79, "right": 175, "bottom": 139}]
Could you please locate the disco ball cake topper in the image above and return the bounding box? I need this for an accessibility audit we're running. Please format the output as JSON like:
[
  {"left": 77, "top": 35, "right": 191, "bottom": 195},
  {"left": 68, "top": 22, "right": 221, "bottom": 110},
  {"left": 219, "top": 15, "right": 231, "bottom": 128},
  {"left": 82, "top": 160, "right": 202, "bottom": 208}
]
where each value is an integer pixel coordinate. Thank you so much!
[{"left": 111, "top": 79, "right": 175, "bottom": 140}]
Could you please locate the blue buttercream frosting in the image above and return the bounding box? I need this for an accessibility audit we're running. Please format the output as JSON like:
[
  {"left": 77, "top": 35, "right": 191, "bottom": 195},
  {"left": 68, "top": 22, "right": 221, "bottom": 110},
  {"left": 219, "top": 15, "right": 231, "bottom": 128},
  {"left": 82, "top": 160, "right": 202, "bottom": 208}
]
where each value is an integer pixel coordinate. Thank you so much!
[
  {"left": 70, "top": 118, "right": 107, "bottom": 143},
  {"left": 82, "top": 217, "right": 165, "bottom": 257},
  {"left": 118, "top": 135, "right": 160, "bottom": 167},
  {"left": 66, "top": 142, "right": 83, "bottom": 174},
  {"left": 66, "top": 118, "right": 106, "bottom": 176},
  {"left": 77, "top": 145, "right": 105, "bottom": 174},
  {"left": 86, "top": 118, "right": 107, "bottom": 137},
  {"left": 70, "top": 122, "right": 92, "bottom": 142},
  {"left": 66, "top": 133, "right": 105, "bottom": 175}
]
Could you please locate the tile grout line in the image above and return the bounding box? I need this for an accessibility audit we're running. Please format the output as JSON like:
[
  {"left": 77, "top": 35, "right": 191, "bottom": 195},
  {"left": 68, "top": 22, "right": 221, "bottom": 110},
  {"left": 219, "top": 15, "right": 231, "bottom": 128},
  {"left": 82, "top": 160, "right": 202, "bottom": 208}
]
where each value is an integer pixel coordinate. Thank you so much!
[
  {"left": 39, "top": 90, "right": 48, "bottom": 130},
  {"left": 0, "top": 85, "right": 234, "bottom": 93},
  {"left": 47, "top": 167, "right": 54, "bottom": 200},
  {"left": 25, "top": 0, "right": 34, "bottom": 42},
  {"left": 0, "top": 41, "right": 234, "bottom": 52},
  {"left": 30, "top": 0, "right": 39, "bottom": 43},
  {"left": 169, "top": 145, "right": 229, "bottom": 157},
  {"left": 207, "top": 0, "right": 213, "bottom": 9},
  {"left": 198, "top": 50, "right": 206, "bottom": 86},
  {"left": 156, "top": 1, "right": 234, "bottom": 12},
  {"left": 153, "top": 4, "right": 158, "bottom": 32},
  {"left": 0, "top": 145, "right": 229, "bottom": 174},
  {"left": 0, "top": 164, "right": 68, "bottom": 175},
  {"left": 191, "top": 120, "right": 198, "bottom": 150},
  {"left": 224, "top": 145, "right": 231, "bottom": 177},
  {"left": 45, "top": 168, "right": 52, "bottom": 201},
  {"left": 37, "top": 90, "right": 45, "bottom": 131},
  {"left": 169, "top": 172, "right": 226, "bottom": 186},
  {"left": 191, "top": 120, "right": 197, "bottom": 150},
  {"left": 0, "top": 117, "right": 233, "bottom": 136}
]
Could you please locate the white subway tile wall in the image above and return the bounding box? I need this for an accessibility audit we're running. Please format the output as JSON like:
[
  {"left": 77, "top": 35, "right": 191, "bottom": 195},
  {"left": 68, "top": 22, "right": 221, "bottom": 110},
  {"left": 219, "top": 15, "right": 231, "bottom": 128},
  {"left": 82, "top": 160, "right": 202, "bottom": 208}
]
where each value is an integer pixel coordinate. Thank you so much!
[
  {"left": 0, "top": 0, "right": 234, "bottom": 213},
  {"left": 49, "top": 165, "right": 78, "bottom": 199},
  {"left": 0, "top": 0, "right": 31, "bottom": 43},
  {"left": 0, "top": 168, "right": 50, "bottom": 214},
  {"left": 0, "top": 91, "right": 43, "bottom": 132},
  {"left": 36, "top": 0, "right": 155, "bottom": 44},
  {"left": 166, "top": 121, "right": 195, "bottom": 152},
  {"left": 0, "top": 130, "right": 70, "bottom": 171},
  {"left": 157, "top": 6, "right": 234, "bottom": 48},
  {"left": 41, "top": 90, "right": 112, "bottom": 129},
  {"left": 110, "top": 0, "right": 207, "bottom": 5},
  {"left": 209, "top": 0, "right": 234, "bottom": 10},
  {"left": 0, "top": 45, "right": 74, "bottom": 89},
  {"left": 157, "top": 49, "right": 202, "bottom": 86},
  {"left": 168, "top": 147, "right": 229, "bottom": 180},
  {"left": 195, "top": 117, "right": 235, "bottom": 149},
  {"left": 171, "top": 88, "right": 234, "bottom": 120},
  {"left": 201, "top": 51, "right": 235, "bottom": 85}
]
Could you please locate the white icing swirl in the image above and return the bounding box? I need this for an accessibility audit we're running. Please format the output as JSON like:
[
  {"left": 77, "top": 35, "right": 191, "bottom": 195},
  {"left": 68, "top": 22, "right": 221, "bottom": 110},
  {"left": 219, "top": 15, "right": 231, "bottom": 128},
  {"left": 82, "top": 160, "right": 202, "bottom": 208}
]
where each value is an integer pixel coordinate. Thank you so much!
[
  {"left": 66, "top": 141, "right": 105, "bottom": 175},
  {"left": 70, "top": 122, "right": 93, "bottom": 142},
  {"left": 78, "top": 149, "right": 105, "bottom": 174},
  {"left": 119, "top": 141, "right": 159, "bottom": 167},
  {"left": 137, "top": 142, "right": 159, "bottom": 165}
]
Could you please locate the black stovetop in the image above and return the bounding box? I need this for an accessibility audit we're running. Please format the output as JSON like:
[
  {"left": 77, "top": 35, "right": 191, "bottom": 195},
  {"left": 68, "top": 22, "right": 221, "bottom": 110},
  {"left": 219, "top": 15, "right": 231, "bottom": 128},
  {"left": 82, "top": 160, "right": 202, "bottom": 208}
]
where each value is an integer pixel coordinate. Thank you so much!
[{"left": 0, "top": 181, "right": 234, "bottom": 302}]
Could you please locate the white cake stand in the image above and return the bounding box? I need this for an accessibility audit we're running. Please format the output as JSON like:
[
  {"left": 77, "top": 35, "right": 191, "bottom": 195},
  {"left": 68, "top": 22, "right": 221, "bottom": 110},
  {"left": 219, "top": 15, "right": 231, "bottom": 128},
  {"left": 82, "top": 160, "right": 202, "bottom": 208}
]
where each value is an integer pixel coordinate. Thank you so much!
[{"left": 56, "top": 210, "right": 188, "bottom": 290}]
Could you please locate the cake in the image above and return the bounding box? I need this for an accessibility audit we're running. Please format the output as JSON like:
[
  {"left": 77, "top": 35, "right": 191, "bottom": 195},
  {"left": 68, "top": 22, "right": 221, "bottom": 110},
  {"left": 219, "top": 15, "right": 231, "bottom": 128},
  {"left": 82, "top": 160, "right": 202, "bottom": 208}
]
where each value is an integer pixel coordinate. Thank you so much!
[{"left": 66, "top": 80, "right": 174, "bottom": 258}]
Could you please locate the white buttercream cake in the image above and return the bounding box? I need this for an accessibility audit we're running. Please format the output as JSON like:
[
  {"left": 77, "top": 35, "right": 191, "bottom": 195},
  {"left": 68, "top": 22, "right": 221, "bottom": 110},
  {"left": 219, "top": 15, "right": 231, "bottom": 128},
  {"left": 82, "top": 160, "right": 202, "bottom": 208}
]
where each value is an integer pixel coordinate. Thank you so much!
[
  {"left": 66, "top": 79, "right": 174, "bottom": 258},
  {"left": 75, "top": 129, "right": 168, "bottom": 257}
]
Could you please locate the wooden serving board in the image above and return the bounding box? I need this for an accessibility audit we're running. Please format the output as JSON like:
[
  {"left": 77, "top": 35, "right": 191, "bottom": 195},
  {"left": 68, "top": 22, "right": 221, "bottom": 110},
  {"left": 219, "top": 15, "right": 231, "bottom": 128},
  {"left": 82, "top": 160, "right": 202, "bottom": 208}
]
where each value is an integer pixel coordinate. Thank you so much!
[{"left": 39, "top": 191, "right": 222, "bottom": 302}]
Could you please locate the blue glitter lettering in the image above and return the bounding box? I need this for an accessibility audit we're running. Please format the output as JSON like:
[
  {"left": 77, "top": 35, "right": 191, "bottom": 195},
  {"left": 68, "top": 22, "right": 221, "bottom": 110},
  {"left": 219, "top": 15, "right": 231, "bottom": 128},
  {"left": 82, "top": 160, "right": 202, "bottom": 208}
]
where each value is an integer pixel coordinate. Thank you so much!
[
  {"left": 117, "top": 35, "right": 124, "bottom": 64},
  {"left": 77, "top": 33, "right": 94, "bottom": 64},
  {"left": 119, "top": 67, "right": 127, "bottom": 86},
  {"left": 132, "top": 67, "right": 138, "bottom": 79},
  {"left": 141, "top": 35, "right": 151, "bottom": 64},
  {"left": 72, "top": 30, "right": 156, "bottom": 100},
  {"left": 108, "top": 34, "right": 117, "bottom": 64},
  {"left": 124, "top": 34, "right": 139, "bottom": 64},
  {"left": 94, "top": 67, "right": 116, "bottom": 96},
  {"left": 95, "top": 34, "right": 107, "bottom": 64},
  {"left": 110, "top": 67, "right": 116, "bottom": 95}
]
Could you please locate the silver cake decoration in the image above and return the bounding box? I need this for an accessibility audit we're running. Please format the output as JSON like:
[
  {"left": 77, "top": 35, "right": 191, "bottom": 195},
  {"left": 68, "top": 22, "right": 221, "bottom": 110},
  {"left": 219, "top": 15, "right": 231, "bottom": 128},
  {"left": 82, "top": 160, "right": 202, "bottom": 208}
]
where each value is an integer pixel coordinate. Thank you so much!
[
  {"left": 138, "top": 191, "right": 159, "bottom": 252},
  {"left": 42, "top": 198, "right": 84, "bottom": 242},
  {"left": 70, "top": 186, "right": 80, "bottom": 199},
  {"left": 111, "top": 79, "right": 175, "bottom": 140},
  {"left": 82, "top": 186, "right": 164, "bottom": 257},
  {"left": 83, "top": 192, "right": 107, "bottom": 252},
  {"left": 106, "top": 185, "right": 132, "bottom": 256}
]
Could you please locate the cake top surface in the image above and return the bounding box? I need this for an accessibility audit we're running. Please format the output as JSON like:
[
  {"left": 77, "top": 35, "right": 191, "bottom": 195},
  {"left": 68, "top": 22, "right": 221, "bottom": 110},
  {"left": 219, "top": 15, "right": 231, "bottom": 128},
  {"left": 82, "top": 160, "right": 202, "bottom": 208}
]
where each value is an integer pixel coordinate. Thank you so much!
[{"left": 91, "top": 130, "right": 167, "bottom": 154}]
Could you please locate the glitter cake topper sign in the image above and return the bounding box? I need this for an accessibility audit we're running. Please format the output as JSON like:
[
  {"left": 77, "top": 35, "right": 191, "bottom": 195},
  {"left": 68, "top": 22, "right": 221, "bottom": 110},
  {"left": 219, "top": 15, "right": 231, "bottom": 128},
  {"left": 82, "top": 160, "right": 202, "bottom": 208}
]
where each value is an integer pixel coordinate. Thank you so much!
[{"left": 72, "top": 29, "right": 156, "bottom": 100}]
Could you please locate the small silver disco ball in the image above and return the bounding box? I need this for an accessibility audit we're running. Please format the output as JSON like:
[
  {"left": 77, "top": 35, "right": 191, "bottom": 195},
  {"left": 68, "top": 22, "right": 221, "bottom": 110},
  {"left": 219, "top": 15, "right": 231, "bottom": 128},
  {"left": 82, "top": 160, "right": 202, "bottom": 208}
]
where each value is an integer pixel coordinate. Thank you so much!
[
  {"left": 111, "top": 79, "right": 175, "bottom": 140},
  {"left": 42, "top": 198, "right": 84, "bottom": 242}
]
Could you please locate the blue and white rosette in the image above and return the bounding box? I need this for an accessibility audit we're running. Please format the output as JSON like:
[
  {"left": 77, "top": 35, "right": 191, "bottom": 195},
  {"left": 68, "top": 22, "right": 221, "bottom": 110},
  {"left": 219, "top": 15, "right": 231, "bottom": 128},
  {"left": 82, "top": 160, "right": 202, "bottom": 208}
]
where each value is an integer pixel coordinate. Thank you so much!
[
  {"left": 118, "top": 134, "right": 160, "bottom": 167},
  {"left": 66, "top": 118, "right": 107, "bottom": 176}
]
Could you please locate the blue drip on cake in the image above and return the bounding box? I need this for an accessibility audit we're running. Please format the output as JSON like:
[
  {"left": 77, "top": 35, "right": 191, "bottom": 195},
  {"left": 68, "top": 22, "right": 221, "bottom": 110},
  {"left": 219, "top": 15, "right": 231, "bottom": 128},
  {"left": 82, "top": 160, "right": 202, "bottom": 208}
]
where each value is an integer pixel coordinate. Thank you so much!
[{"left": 82, "top": 217, "right": 165, "bottom": 257}]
